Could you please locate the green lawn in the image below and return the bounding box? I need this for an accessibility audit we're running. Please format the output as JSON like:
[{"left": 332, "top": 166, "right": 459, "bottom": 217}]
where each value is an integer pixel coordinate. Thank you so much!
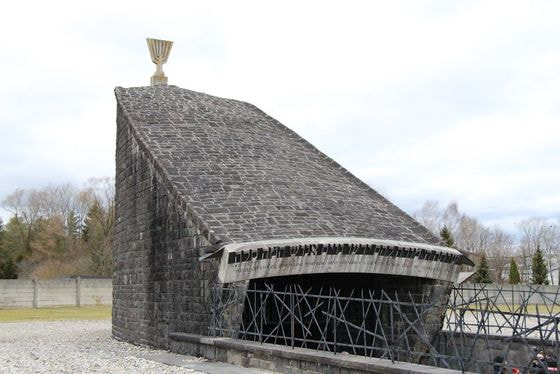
[{"left": 0, "top": 305, "right": 111, "bottom": 322}]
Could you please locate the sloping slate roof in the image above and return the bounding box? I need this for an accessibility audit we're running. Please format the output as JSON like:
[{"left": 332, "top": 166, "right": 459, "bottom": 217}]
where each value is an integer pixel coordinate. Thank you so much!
[{"left": 115, "top": 85, "right": 440, "bottom": 246}]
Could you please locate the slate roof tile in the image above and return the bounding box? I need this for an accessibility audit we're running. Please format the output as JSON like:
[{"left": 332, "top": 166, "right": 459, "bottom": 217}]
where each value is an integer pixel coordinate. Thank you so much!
[{"left": 115, "top": 85, "right": 440, "bottom": 246}]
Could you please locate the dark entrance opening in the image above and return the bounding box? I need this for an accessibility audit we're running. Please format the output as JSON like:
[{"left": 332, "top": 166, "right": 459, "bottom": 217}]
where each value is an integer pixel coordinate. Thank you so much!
[{"left": 240, "top": 273, "right": 440, "bottom": 357}]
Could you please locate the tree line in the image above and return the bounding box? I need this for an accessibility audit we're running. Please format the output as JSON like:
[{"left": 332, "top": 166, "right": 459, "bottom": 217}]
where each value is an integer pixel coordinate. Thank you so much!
[
  {"left": 0, "top": 178, "right": 114, "bottom": 279},
  {"left": 414, "top": 201, "right": 560, "bottom": 285},
  {"left": 1, "top": 182, "right": 557, "bottom": 282}
]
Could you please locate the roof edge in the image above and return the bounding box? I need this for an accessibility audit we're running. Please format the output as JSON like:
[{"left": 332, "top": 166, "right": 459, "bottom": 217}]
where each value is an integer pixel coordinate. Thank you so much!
[
  {"left": 200, "top": 236, "right": 474, "bottom": 266},
  {"left": 114, "top": 85, "right": 440, "bottom": 247},
  {"left": 244, "top": 103, "right": 441, "bottom": 245},
  {"left": 115, "top": 87, "right": 222, "bottom": 246}
]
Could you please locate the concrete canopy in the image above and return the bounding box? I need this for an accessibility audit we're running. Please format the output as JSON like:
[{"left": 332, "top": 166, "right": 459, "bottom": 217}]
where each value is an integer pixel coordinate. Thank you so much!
[{"left": 202, "top": 237, "right": 471, "bottom": 283}]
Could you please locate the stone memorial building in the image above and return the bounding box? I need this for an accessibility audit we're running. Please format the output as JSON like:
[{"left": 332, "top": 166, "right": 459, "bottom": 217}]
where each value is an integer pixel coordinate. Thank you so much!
[{"left": 112, "top": 84, "right": 472, "bottom": 354}]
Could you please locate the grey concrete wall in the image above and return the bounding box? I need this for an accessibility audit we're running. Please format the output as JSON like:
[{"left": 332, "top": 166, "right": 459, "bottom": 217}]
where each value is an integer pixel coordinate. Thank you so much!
[
  {"left": 36, "top": 279, "right": 77, "bottom": 307},
  {"left": 81, "top": 278, "right": 112, "bottom": 305},
  {"left": 0, "top": 279, "right": 35, "bottom": 308},
  {"left": 460, "top": 283, "right": 560, "bottom": 305},
  {"left": 169, "top": 332, "right": 466, "bottom": 374},
  {"left": 0, "top": 278, "right": 112, "bottom": 308}
]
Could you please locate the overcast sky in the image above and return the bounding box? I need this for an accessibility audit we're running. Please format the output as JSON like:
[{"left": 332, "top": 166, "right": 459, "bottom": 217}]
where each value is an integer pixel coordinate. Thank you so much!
[{"left": 0, "top": 1, "right": 559, "bottom": 232}]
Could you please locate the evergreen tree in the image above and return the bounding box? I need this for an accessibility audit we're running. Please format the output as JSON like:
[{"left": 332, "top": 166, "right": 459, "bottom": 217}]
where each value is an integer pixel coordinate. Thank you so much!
[
  {"left": 531, "top": 246, "right": 549, "bottom": 285},
  {"left": 440, "top": 226, "right": 455, "bottom": 248},
  {"left": 474, "top": 253, "right": 493, "bottom": 283},
  {"left": 66, "top": 211, "right": 80, "bottom": 238},
  {"left": 3, "top": 217, "right": 26, "bottom": 258},
  {"left": 81, "top": 200, "right": 113, "bottom": 276},
  {"left": 0, "top": 218, "right": 18, "bottom": 279},
  {"left": 0, "top": 258, "right": 17, "bottom": 279},
  {"left": 31, "top": 216, "right": 67, "bottom": 257},
  {"left": 508, "top": 258, "right": 520, "bottom": 285},
  {"left": 82, "top": 201, "right": 102, "bottom": 243},
  {"left": 0, "top": 218, "right": 4, "bottom": 247}
]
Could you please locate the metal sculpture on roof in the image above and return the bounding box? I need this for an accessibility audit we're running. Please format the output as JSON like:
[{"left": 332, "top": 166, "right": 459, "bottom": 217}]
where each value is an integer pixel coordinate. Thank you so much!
[{"left": 146, "top": 38, "right": 173, "bottom": 86}]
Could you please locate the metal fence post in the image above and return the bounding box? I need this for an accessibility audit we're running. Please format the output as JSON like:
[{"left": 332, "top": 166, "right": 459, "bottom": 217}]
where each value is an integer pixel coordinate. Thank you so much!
[
  {"left": 76, "top": 277, "right": 81, "bottom": 307},
  {"left": 32, "top": 278, "right": 38, "bottom": 309},
  {"left": 259, "top": 291, "right": 263, "bottom": 343},
  {"left": 333, "top": 291, "right": 337, "bottom": 355},
  {"left": 290, "top": 285, "right": 295, "bottom": 349}
]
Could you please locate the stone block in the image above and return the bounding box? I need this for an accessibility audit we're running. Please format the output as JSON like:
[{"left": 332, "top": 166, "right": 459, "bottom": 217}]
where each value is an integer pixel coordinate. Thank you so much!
[
  {"left": 283, "top": 366, "right": 302, "bottom": 374},
  {"left": 226, "top": 350, "right": 244, "bottom": 367}
]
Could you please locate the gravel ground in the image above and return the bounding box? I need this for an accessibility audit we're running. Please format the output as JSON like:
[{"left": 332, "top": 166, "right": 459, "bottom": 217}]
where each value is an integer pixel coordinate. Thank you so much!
[{"left": 0, "top": 320, "right": 206, "bottom": 373}]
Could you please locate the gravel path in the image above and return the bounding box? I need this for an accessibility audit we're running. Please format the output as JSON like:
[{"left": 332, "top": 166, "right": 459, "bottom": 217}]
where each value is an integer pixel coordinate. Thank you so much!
[{"left": 0, "top": 320, "right": 206, "bottom": 373}]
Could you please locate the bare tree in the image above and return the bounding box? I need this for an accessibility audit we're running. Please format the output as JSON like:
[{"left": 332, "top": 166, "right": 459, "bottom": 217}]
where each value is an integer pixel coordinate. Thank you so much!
[
  {"left": 2, "top": 188, "right": 44, "bottom": 253},
  {"left": 413, "top": 200, "right": 442, "bottom": 235},
  {"left": 41, "top": 183, "right": 80, "bottom": 221},
  {"left": 414, "top": 200, "right": 466, "bottom": 244},
  {"left": 455, "top": 215, "right": 491, "bottom": 253},
  {"left": 1, "top": 178, "right": 116, "bottom": 278},
  {"left": 442, "top": 201, "right": 461, "bottom": 235},
  {"left": 486, "top": 226, "right": 515, "bottom": 283},
  {"left": 81, "top": 178, "right": 115, "bottom": 237},
  {"left": 518, "top": 218, "right": 560, "bottom": 283}
]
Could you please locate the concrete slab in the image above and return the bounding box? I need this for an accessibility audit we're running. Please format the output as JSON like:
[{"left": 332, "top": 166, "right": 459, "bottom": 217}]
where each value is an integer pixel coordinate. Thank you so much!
[
  {"left": 137, "top": 352, "right": 276, "bottom": 374},
  {"left": 170, "top": 333, "right": 469, "bottom": 374}
]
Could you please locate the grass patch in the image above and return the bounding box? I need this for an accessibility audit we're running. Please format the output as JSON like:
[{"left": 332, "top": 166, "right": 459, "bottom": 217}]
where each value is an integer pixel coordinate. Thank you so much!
[{"left": 0, "top": 305, "right": 111, "bottom": 322}]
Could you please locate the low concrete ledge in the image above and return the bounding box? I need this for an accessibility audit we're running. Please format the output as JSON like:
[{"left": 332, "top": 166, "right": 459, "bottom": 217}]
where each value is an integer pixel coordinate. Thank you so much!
[{"left": 169, "top": 332, "right": 467, "bottom": 374}]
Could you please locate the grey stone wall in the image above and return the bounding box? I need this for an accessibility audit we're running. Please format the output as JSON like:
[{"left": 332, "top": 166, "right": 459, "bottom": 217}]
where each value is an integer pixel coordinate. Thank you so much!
[
  {"left": 112, "top": 104, "right": 219, "bottom": 349},
  {"left": 169, "top": 333, "right": 464, "bottom": 374},
  {"left": 111, "top": 85, "right": 460, "bottom": 353}
]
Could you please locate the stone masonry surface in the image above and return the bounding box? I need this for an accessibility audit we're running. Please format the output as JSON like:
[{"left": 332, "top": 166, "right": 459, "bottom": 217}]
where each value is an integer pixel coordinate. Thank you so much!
[
  {"left": 115, "top": 85, "right": 440, "bottom": 246},
  {"left": 0, "top": 320, "right": 206, "bottom": 373},
  {"left": 113, "top": 98, "right": 217, "bottom": 348},
  {"left": 113, "top": 85, "right": 447, "bottom": 352}
]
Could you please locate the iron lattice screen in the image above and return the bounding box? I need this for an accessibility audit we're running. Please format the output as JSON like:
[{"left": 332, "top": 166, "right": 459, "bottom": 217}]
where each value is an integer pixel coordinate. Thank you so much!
[{"left": 210, "top": 283, "right": 560, "bottom": 373}]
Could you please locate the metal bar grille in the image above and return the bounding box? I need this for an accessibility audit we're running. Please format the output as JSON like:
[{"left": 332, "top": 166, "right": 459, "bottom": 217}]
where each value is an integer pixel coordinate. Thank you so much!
[{"left": 210, "top": 283, "right": 560, "bottom": 373}]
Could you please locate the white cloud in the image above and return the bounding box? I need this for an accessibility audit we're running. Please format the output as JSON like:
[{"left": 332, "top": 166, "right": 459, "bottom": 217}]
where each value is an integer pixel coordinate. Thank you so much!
[{"left": 0, "top": 0, "right": 559, "bottom": 231}]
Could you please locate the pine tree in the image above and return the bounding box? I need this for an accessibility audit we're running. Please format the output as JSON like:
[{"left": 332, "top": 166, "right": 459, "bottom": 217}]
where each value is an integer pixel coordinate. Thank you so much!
[
  {"left": 82, "top": 201, "right": 102, "bottom": 243},
  {"left": 0, "top": 258, "right": 17, "bottom": 279},
  {"left": 66, "top": 211, "right": 80, "bottom": 238},
  {"left": 81, "top": 200, "right": 113, "bottom": 276},
  {"left": 531, "top": 246, "right": 549, "bottom": 285},
  {"left": 0, "top": 218, "right": 4, "bottom": 248},
  {"left": 508, "top": 258, "right": 520, "bottom": 285},
  {"left": 0, "top": 218, "right": 18, "bottom": 279},
  {"left": 474, "top": 253, "right": 493, "bottom": 283},
  {"left": 440, "top": 226, "right": 455, "bottom": 248}
]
